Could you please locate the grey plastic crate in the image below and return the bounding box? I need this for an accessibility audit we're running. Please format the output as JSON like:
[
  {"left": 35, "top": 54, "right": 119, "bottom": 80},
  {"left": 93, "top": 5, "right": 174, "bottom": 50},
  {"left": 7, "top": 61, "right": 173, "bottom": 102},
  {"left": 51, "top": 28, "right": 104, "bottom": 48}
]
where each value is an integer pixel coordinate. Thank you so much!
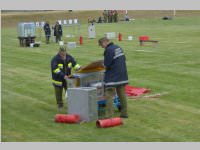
[{"left": 67, "top": 87, "right": 98, "bottom": 122}]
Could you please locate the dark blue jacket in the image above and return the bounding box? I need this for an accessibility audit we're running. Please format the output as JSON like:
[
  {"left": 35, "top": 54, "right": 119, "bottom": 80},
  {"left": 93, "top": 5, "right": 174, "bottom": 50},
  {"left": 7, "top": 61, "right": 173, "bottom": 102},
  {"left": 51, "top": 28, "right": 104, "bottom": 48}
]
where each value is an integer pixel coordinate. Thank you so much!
[
  {"left": 51, "top": 53, "right": 80, "bottom": 87},
  {"left": 104, "top": 42, "right": 128, "bottom": 87},
  {"left": 54, "top": 24, "right": 62, "bottom": 36},
  {"left": 43, "top": 23, "right": 51, "bottom": 36}
]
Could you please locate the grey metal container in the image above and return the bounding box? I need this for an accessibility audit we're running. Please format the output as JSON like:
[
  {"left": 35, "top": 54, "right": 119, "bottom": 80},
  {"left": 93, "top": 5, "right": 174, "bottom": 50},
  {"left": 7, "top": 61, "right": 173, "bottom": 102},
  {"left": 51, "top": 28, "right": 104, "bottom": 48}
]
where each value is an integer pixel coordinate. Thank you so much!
[
  {"left": 18, "top": 22, "right": 36, "bottom": 37},
  {"left": 66, "top": 71, "right": 104, "bottom": 99},
  {"left": 73, "top": 71, "right": 104, "bottom": 87},
  {"left": 67, "top": 87, "right": 98, "bottom": 122}
]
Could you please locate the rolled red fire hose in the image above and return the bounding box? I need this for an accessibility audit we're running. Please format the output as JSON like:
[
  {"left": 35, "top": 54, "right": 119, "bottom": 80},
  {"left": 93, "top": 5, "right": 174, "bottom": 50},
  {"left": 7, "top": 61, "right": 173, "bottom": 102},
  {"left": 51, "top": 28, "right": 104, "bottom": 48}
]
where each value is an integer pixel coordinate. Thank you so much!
[
  {"left": 55, "top": 114, "right": 80, "bottom": 123},
  {"left": 96, "top": 117, "right": 123, "bottom": 128}
]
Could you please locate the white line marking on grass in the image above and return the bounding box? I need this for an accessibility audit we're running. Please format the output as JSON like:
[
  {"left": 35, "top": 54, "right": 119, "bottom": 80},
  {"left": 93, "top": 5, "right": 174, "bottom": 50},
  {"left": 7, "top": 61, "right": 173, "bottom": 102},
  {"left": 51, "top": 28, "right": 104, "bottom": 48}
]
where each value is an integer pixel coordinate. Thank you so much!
[
  {"left": 175, "top": 42, "right": 187, "bottom": 44},
  {"left": 160, "top": 41, "right": 188, "bottom": 44},
  {"left": 4, "top": 89, "right": 54, "bottom": 108},
  {"left": 134, "top": 50, "right": 154, "bottom": 52},
  {"left": 161, "top": 61, "right": 200, "bottom": 66},
  {"left": 157, "top": 100, "right": 200, "bottom": 115}
]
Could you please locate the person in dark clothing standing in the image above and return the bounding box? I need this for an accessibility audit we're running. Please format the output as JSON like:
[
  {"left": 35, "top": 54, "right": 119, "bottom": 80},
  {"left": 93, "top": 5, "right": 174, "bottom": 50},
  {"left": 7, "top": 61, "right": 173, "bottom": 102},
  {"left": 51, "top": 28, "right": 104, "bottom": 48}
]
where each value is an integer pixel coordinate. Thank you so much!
[
  {"left": 103, "top": 10, "right": 108, "bottom": 23},
  {"left": 114, "top": 10, "right": 118, "bottom": 22},
  {"left": 51, "top": 47, "right": 81, "bottom": 109},
  {"left": 108, "top": 10, "right": 112, "bottom": 23},
  {"left": 124, "top": 14, "right": 130, "bottom": 21},
  {"left": 43, "top": 21, "right": 51, "bottom": 44},
  {"left": 98, "top": 37, "right": 128, "bottom": 118},
  {"left": 54, "top": 21, "right": 63, "bottom": 43}
]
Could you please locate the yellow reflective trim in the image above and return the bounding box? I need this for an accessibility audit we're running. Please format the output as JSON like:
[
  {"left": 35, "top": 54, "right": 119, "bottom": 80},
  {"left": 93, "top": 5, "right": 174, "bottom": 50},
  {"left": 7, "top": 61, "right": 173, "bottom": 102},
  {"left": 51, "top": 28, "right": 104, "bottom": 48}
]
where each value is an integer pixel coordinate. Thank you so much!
[
  {"left": 53, "top": 68, "right": 61, "bottom": 73},
  {"left": 74, "top": 64, "right": 80, "bottom": 70},
  {"left": 52, "top": 79, "right": 62, "bottom": 85},
  {"left": 58, "top": 64, "right": 63, "bottom": 68},
  {"left": 68, "top": 62, "right": 72, "bottom": 68}
]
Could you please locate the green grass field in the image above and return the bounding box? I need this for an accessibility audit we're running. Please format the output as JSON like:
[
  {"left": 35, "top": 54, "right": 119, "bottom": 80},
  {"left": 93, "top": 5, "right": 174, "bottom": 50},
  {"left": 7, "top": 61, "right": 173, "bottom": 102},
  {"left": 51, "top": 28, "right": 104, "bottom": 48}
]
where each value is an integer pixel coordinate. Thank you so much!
[{"left": 2, "top": 14, "right": 200, "bottom": 141}]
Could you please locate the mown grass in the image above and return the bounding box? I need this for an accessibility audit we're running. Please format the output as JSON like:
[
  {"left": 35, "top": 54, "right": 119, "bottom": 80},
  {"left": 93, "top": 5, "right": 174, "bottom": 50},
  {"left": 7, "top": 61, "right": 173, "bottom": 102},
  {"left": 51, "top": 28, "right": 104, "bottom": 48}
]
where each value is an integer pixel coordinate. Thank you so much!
[{"left": 1, "top": 14, "right": 200, "bottom": 141}]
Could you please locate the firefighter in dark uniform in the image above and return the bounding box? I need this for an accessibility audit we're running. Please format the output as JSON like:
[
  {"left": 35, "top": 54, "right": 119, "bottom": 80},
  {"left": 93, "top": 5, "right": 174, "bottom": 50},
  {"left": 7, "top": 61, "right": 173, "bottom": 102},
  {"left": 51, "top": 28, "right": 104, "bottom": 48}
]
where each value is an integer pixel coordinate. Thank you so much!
[
  {"left": 54, "top": 21, "right": 63, "bottom": 43},
  {"left": 108, "top": 10, "right": 113, "bottom": 23},
  {"left": 98, "top": 37, "right": 128, "bottom": 118},
  {"left": 43, "top": 21, "right": 51, "bottom": 44},
  {"left": 114, "top": 10, "right": 118, "bottom": 22},
  {"left": 103, "top": 10, "right": 108, "bottom": 23},
  {"left": 51, "top": 47, "right": 81, "bottom": 109}
]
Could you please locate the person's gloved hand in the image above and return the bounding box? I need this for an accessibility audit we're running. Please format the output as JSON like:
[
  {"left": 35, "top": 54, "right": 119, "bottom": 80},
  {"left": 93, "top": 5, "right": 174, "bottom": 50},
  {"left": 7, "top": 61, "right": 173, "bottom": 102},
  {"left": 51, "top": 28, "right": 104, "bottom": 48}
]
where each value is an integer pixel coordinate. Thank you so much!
[
  {"left": 75, "top": 66, "right": 81, "bottom": 71},
  {"left": 64, "top": 75, "right": 69, "bottom": 79}
]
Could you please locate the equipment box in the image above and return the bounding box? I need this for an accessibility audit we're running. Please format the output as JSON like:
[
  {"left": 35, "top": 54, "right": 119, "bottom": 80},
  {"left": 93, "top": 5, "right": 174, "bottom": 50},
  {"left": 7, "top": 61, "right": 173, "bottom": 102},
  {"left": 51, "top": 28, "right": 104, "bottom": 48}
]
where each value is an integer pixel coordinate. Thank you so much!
[
  {"left": 68, "top": 87, "right": 98, "bottom": 122},
  {"left": 72, "top": 71, "right": 104, "bottom": 87},
  {"left": 104, "top": 32, "right": 116, "bottom": 39},
  {"left": 67, "top": 42, "right": 77, "bottom": 49},
  {"left": 66, "top": 60, "right": 105, "bottom": 99},
  {"left": 18, "top": 22, "right": 36, "bottom": 37}
]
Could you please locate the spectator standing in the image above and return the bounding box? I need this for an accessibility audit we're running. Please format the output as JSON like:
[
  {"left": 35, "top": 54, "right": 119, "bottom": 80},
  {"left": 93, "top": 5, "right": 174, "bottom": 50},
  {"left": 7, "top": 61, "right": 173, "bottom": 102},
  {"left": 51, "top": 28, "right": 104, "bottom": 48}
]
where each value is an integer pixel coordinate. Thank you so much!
[
  {"left": 43, "top": 21, "right": 51, "bottom": 44},
  {"left": 54, "top": 21, "right": 62, "bottom": 43},
  {"left": 103, "top": 10, "right": 108, "bottom": 23},
  {"left": 114, "top": 10, "right": 118, "bottom": 22}
]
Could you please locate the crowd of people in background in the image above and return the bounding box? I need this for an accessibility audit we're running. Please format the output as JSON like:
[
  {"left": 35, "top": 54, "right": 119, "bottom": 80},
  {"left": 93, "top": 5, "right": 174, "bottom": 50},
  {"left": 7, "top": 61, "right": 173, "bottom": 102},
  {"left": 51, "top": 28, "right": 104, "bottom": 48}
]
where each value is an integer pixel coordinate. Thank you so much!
[
  {"left": 103, "top": 10, "right": 118, "bottom": 23},
  {"left": 88, "top": 10, "right": 119, "bottom": 24},
  {"left": 88, "top": 10, "right": 130, "bottom": 24}
]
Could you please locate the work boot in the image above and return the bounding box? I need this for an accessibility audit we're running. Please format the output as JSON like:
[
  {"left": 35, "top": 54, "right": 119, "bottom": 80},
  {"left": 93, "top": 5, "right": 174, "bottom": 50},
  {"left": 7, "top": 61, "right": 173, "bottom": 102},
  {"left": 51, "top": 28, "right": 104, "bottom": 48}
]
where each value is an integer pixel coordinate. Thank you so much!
[
  {"left": 58, "top": 103, "right": 63, "bottom": 109},
  {"left": 120, "top": 115, "right": 128, "bottom": 118}
]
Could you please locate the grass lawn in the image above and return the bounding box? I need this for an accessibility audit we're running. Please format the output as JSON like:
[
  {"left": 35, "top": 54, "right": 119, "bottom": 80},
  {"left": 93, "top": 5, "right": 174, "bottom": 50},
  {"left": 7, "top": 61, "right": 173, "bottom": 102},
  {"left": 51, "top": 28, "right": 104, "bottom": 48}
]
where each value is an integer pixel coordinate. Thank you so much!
[{"left": 1, "top": 15, "right": 200, "bottom": 141}]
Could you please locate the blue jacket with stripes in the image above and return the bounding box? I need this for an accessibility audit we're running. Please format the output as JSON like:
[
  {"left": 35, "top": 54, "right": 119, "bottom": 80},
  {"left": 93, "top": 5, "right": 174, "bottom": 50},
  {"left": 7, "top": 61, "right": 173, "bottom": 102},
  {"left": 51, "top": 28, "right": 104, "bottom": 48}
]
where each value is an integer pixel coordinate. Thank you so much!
[
  {"left": 51, "top": 53, "right": 79, "bottom": 87},
  {"left": 104, "top": 42, "right": 128, "bottom": 87}
]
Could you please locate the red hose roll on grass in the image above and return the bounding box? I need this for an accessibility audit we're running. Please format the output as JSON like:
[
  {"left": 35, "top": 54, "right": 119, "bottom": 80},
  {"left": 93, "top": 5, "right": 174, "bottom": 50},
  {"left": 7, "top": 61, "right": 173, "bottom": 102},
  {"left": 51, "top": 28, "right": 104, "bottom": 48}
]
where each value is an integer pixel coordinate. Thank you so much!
[
  {"left": 96, "top": 117, "right": 123, "bottom": 128},
  {"left": 55, "top": 114, "right": 80, "bottom": 123}
]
